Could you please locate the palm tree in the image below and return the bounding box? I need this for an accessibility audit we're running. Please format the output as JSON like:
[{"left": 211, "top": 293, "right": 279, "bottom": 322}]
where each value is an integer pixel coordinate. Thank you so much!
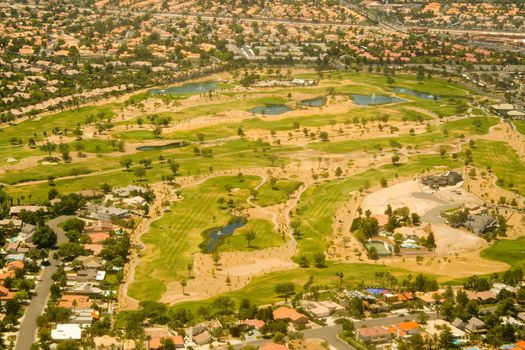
[
  {"left": 181, "top": 279, "right": 187, "bottom": 295},
  {"left": 186, "top": 262, "right": 193, "bottom": 279},
  {"left": 336, "top": 272, "right": 344, "bottom": 289}
]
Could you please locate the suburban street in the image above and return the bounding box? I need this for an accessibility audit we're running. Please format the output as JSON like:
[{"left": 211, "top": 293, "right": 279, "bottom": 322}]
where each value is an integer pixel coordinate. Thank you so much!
[
  {"left": 222, "top": 312, "right": 439, "bottom": 350},
  {"left": 14, "top": 216, "right": 71, "bottom": 350}
]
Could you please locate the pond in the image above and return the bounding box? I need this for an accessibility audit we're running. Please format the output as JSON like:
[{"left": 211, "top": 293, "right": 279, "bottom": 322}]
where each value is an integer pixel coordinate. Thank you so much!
[
  {"left": 299, "top": 96, "right": 326, "bottom": 107},
  {"left": 351, "top": 94, "right": 405, "bottom": 106},
  {"left": 393, "top": 87, "right": 439, "bottom": 100},
  {"left": 136, "top": 141, "right": 188, "bottom": 151},
  {"left": 200, "top": 217, "right": 247, "bottom": 252},
  {"left": 249, "top": 105, "right": 292, "bottom": 115},
  {"left": 149, "top": 81, "right": 217, "bottom": 95}
]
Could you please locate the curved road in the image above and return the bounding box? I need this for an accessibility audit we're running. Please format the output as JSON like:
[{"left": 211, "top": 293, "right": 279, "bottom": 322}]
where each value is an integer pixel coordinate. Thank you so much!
[{"left": 15, "top": 216, "right": 71, "bottom": 350}]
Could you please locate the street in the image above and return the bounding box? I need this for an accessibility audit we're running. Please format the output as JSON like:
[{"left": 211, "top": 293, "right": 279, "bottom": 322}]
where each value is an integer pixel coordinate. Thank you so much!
[{"left": 14, "top": 216, "right": 71, "bottom": 350}]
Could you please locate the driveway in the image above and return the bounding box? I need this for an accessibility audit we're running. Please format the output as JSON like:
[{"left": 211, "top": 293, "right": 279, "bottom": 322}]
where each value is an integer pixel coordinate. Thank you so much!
[{"left": 15, "top": 216, "right": 71, "bottom": 350}]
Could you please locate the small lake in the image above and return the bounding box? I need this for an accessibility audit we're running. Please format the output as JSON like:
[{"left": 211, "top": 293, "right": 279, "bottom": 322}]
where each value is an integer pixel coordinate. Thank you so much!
[
  {"left": 201, "top": 218, "right": 247, "bottom": 252},
  {"left": 351, "top": 94, "right": 405, "bottom": 106},
  {"left": 136, "top": 141, "right": 188, "bottom": 151},
  {"left": 249, "top": 105, "right": 292, "bottom": 115},
  {"left": 393, "top": 87, "right": 439, "bottom": 100},
  {"left": 299, "top": 96, "right": 326, "bottom": 107},
  {"left": 149, "top": 81, "right": 217, "bottom": 95}
]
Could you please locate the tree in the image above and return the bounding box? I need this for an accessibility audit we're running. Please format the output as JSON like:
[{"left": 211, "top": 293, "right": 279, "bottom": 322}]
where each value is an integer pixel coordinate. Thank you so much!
[
  {"left": 58, "top": 143, "right": 71, "bottom": 162},
  {"left": 391, "top": 154, "right": 400, "bottom": 165},
  {"left": 186, "top": 262, "right": 193, "bottom": 279},
  {"left": 181, "top": 279, "right": 187, "bottom": 295},
  {"left": 244, "top": 230, "right": 256, "bottom": 248},
  {"left": 320, "top": 131, "right": 329, "bottom": 142},
  {"left": 335, "top": 167, "right": 343, "bottom": 177},
  {"left": 121, "top": 158, "right": 133, "bottom": 170},
  {"left": 367, "top": 247, "right": 379, "bottom": 260},
  {"left": 336, "top": 272, "right": 344, "bottom": 289},
  {"left": 134, "top": 167, "right": 146, "bottom": 180},
  {"left": 275, "top": 283, "right": 295, "bottom": 303},
  {"left": 438, "top": 325, "right": 455, "bottom": 350},
  {"left": 426, "top": 231, "right": 436, "bottom": 250},
  {"left": 33, "top": 225, "right": 57, "bottom": 248},
  {"left": 417, "top": 65, "right": 425, "bottom": 83},
  {"left": 40, "top": 141, "right": 57, "bottom": 158},
  {"left": 313, "top": 253, "right": 326, "bottom": 267}
]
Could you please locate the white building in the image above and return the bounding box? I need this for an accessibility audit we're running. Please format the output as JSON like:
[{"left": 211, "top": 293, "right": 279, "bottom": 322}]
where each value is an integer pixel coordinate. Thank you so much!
[{"left": 51, "top": 324, "right": 82, "bottom": 341}]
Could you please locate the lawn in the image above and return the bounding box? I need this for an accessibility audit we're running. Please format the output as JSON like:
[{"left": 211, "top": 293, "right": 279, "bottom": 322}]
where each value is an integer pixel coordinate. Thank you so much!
[
  {"left": 293, "top": 155, "right": 461, "bottom": 261},
  {"left": 480, "top": 237, "right": 525, "bottom": 269},
  {"left": 514, "top": 120, "right": 525, "bottom": 136},
  {"left": 128, "top": 175, "right": 262, "bottom": 301},
  {"left": 217, "top": 218, "right": 287, "bottom": 253},
  {"left": 253, "top": 179, "right": 302, "bottom": 207},
  {"left": 470, "top": 140, "right": 525, "bottom": 196}
]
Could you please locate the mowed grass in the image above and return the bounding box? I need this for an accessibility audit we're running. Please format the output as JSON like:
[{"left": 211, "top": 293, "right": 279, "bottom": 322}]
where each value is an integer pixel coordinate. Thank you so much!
[
  {"left": 217, "top": 218, "right": 287, "bottom": 253},
  {"left": 294, "top": 155, "right": 461, "bottom": 260},
  {"left": 5, "top": 141, "right": 297, "bottom": 202},
  {"left": 514, "top": 120, "right": 525, "bottom": 136},
  {"left": 129, "top": 175, "right": 261, "bottom": 301},
  {"left": 253, "top": 179, "right": 302, "bottom": 207},
  {"left": 0, "top": 105, "right": 116, "bottom": 146},
  {"left": 480, "top": 237, "right": 525, "bottom": 269},
  {"left": 308, "top": 117, "right": 498, "bottom": 154},
  {"left": 173, "top": 262, "right": 421, "bottom": 313},
  {"left": 470, "top": 140, "right": 525, "bottom": 196}
]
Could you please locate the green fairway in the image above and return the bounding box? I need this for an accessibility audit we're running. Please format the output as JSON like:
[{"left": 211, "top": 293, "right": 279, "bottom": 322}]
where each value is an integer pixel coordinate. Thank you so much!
[
  {"left": 217, "top": 218, "right": 287, "bottom": 252},
  {"left": 253, "top": 179, "right": 302, "bottom": 207},
  {"left": 308, "top": 117, "right": 498, "bottom": 154},
  {"left": 480, "top": 237, "right": 525, "bottom": 269},
  {"left": 294, "top": 155, "right": 461, "bottom": 260},
  {"left": 0, "top": 105, "right": 116, "bottom": 146},
  {"left": 129, "top": 175, "right": 262, "bottom": 301},
  {"left": 470, "top": 140, "right": 525, "bottom": 196}
]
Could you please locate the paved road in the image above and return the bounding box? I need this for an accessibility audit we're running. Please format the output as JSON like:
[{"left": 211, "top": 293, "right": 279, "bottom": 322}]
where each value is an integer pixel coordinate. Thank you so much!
[
  {"left": 221, "top": 311, "right": 439, "bottom": 350},
  {"left": 15, "top": 216, "right": 71, "bottom": 350}
]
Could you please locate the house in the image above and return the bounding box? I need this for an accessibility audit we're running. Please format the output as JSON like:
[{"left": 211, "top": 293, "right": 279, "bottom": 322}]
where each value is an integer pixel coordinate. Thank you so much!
[
  {"left": 272, "top": 306, "right": 309, "bottom": 324},
  {"left": 51, "top": 323, "right": 82, "bottom": 341},
  {"left": 0, "top": 285, "right": 15, "bottom": 300},
  {"left": 390, "top": 321, "right": 420, "bottom": 337},
  {"left": 465, "top": 317, "right": 486, "bottom": 334},
  {"left": 465, "top": 214, "right": 497, "bottom": 235},
  {"left": 302, "top": 301, "right": 330, "bottom": 318},
  {"left": 58, "top": 294, "right": 92, "bottom": 309},
  {"left": 451, "top": 317, "right": 466, "bottom": 331},
  {"left": 356, "top": 326, "right": 391, "bottom": 343},
  {"left": 491, "top": 103, "right": 515, "bottom": 116},
  {"left": 192, "top": 330, "right": 211, "bottom": 345},
  {"left": 148, "top": 335, "right": 185, "bottom": 349},
  {"left": 9, "top": 205, "right": 47, "bottom": 215},
  {"left": 421, "top": 171, "right": 463, "bottom": 189},
  {"left": 424, "top": 320, "right": 466, "bottom": 339},
  {"left": 113, "top": 185, "right": 148, "bottom": 197},
  {"left": 85, "top": 203, "right": 128, "bottom": 221},
  {"left": 237, "top": 319, "right": 266, "bottom": 329}
]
